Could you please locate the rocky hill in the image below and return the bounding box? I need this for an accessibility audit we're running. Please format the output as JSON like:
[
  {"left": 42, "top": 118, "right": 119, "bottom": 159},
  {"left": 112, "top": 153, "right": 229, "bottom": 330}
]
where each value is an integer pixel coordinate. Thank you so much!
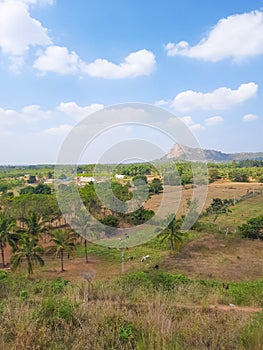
[{"left": 165, "top": 144, "right": 263, "bottom": 163}]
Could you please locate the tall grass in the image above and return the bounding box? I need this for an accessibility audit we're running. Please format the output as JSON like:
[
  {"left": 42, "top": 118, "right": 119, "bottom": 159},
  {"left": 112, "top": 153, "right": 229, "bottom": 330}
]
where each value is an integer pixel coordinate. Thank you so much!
[{"left": 0, "top": 271, "right": 262, "bottom": 349}]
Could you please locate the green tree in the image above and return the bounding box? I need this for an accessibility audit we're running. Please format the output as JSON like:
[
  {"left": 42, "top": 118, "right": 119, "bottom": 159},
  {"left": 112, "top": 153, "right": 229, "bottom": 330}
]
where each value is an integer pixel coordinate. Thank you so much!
[
  {"left": 20, "top": 186, "right": 35, "bottom": 195},
  {"left": 160, "top": 213, "right": 183, "bottom": 250},
  {"left": 206, "top": 198, "right": 233, "bottom": 223},
  {"left": 133, "top": 175, "right": 148, "bottom": 184},
  {"left": 71, "top": 208, "right": 91, "bottom": 263},
  {"left": 238, "top": 215, "right": 263, "bottom": 240},
  {"left": 101, "top": 215, "right": 119, "bottom": 237},
  {"left": 11, "top": 233, "right": 44, "bottom": 277},
  {"left": 149, "top": 178, "right": 163, "bottom": 194},
  {"left": 48, "top": 229, "right": 76, "bottom": 272},
  {"left": 34, "top": 183, "right": 52, "bottom": 195},
  {"left": 0, "top": 213, "right": 16, "bottom": 267},
  {"left": 20, "top": 212, "right": 48, "bottom": 241}
]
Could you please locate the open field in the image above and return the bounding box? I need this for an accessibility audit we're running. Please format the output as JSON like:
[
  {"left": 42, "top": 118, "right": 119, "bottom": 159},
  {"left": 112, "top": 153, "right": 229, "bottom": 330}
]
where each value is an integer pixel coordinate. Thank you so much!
[
  {"left": 163, "top": 234, "right": 263, "bottom": 282},
  {"left": 1, "top": 180, "right": 263, "bottom": 349},
  {"left": 200, "top": 191, "right": 263, "bottom": 231},
  {"left": 144, "top": 182, "right": 263, "bottom": 217}
]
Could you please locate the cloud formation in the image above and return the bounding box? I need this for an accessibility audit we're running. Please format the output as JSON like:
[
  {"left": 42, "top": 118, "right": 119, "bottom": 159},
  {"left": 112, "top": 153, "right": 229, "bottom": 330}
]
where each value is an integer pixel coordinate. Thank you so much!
[
  {"left": 242, "top": 113, "right": 259, "bottom": 122},
  {"left": 205, "top": 116, "right": 224, "bottom": 126},
  {"left": 57, "top": 102, "right": 104, "bottom": 121},
  {"left": 34, "top": 47, "right": 156, "bottom": 79},
  {"left": 172, "top": 82, "right": 257, "bottom": 112},
  {"left": 81, "top": 49, "right": 156, "bottom": 79},
  {"left": 0, "top": 104, "right": 52, "bottom": 127},
  {"left": 165, "top": 10, "right": 263, "bottom": 62},
  {"left": 34, "top": 46, "right": 80, "bottom": 75},
  {"left": 0, "top": 0, "right": 51, "bottom": 70}
]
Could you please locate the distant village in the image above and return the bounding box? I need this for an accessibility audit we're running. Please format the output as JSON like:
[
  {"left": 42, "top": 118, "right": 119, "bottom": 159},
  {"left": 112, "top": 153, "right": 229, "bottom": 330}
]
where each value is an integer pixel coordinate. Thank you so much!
[{"left": 21, "top": 173, "right": 126, "bottom": 187}]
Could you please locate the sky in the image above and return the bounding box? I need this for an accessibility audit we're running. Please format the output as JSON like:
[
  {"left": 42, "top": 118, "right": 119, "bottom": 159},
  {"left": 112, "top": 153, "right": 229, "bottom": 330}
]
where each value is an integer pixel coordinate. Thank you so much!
[{"left": 0, "top": 0, "right": 263, "bottom": 164}]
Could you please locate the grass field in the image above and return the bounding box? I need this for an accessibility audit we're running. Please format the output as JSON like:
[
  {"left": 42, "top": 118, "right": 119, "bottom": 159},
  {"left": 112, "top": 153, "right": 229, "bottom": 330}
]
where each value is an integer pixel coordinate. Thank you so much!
[
  {"left": 1, "top": 181, "right": 263, "bottom": 349},
  {"left": 145, "top": 182, "right": 263, "bottom": 217}
]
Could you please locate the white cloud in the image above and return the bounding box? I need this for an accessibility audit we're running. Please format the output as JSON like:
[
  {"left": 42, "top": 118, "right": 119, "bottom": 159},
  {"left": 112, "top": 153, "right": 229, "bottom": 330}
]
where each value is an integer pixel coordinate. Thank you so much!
[
  {"left": 0, "top": 104, "right": 52, "bottom": 126},
  {"left": 0, "top": 0, "right": 51, "bottom": 58},
  {"left": 242, "top": 113, "right": 259, "bottom": 122},
  {"left": 190, "top": 123, "right": 203, "bottom": 131},
  {"left": 80, "top": 49, "right": 156, "bottom": 79},
  {"left": 57, "top": 102, "right": 104, "bottom": 121},
  {"left": 154, "top": 99, "right": 168, "bottom": 107},
  {"left": 205, "top": 116, "right": 224, "bottom": 126},
  {"left": 44, "top": 124, "right": 72, "bottom": 136},
  {"left": 180, "top": 116, "right": 194, "bottom": 126},
  {"left": 180, "top": 116, "right": 204, "bottom": 131},
  {"left": 172, "top": 82, "right": 257, "bottom": 112},
  {"left": 0, "top": 101, "right": 105, "bottom": 129},
  {"left": 34, "top": 46, "right": 80, "bottom": 75},
  {"left": 165, "top": 10, "right": 263, "bottom": 62},
  {"left": 34, "top": 47, "right": 156, "bottom": 79}
]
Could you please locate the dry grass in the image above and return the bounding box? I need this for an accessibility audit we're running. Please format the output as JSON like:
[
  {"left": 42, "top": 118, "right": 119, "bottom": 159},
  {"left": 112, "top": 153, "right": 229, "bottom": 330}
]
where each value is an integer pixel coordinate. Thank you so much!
[
  {"left": 0, "top": 274, "right": 262, "bottom": 350},
  {"left": 144, "top": 182, "right": 263, "bottom": 217},
  {"left": 162, "top": 234, "right": 263, "bottom": 282}
]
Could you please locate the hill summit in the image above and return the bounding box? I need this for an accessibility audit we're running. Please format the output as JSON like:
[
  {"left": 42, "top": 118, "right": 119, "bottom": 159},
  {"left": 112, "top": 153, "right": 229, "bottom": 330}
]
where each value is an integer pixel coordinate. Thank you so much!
[{"left": 166, "top": 144, "right": 263, "bottom": 162}]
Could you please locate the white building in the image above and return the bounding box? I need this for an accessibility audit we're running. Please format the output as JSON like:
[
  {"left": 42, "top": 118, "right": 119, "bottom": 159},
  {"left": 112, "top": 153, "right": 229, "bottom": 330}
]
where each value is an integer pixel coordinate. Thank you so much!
[
  {"left": 79, "top": 176, "right": 95, "bottom": 183},
  {"left": 115, "top": 174, "right": 125, "bottom": 179}
]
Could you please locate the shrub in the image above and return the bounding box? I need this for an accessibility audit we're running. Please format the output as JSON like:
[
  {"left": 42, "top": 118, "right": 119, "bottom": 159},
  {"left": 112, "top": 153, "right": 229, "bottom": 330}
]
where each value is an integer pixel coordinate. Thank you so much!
[
  {"left": 0, "top": 271, "right": 8, "bottom": 280},
  {"left": 34, "top": 297, "right": 76, "bottom": 327},
  {"left": 51, "top": 277, "right": 71, "bottom": 293},
  {"left": 238, "top": 215, "right": 263, "bottom": 240}
]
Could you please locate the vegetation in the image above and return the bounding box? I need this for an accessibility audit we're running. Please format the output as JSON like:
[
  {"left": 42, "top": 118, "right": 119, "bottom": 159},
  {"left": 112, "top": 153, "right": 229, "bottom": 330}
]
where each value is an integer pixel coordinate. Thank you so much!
[
  {"left": 160, "top": 213, "right": 184, "bottom": 250},
  {"left": 205, "top": 198, "right": 233, "bottom": 223},
  {"left": 0, "top": 162, "right": 263, "bottom": 348},
  {"left": 239, "top": 215, "right": 263, "bottom": 240},
  {"left": 11, "top": 233, "right": 44, "bottom": 277},
  {"left": 0, "top": 213, "right": 15, "bottom": 267},
  {"left": 0, "top": 271, "right": 262, "bottom": 349},
  {"left": 47, "top": 229, "right": 76, "bottom": 272}
]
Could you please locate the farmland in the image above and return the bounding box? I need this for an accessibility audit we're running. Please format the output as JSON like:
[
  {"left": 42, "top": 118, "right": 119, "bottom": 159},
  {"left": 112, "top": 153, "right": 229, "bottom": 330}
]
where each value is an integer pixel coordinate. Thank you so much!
[{"left": 0, "top": 163, "right": 263, "bottom": 349}]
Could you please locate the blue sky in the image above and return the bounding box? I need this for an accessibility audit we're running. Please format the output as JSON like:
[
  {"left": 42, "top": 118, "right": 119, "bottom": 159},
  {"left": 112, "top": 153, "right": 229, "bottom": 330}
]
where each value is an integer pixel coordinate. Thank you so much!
[{"left": 0, "top": 0, "right": 263, "bottom": 164}]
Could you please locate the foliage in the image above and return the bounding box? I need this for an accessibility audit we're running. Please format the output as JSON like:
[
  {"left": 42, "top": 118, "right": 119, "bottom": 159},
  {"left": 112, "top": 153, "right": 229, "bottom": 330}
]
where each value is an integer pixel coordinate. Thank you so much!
[
  {"left": 100, "top": 215, "right": 119, "bottom": 237},
  {"left": 160, "top": 213, "right": 184, "bottom": 250},
  {"left": 132, "top": 174, "right": 148, "bottom": 183},
  {"left": 34, "top": 297, "right": 76, "bottom": 327},
  {"left": 115, "top": 163, "right": 154, "bottom": 176},
  {"left": 228, "top": 169, "right": 249, "bottom": 182},
  {"left": 20, "top": 183, "right": 52, "bottom": 195},
  {"left": 238, "top": 215, "right": 263, "bottom": 240},
  {"left": 206, "top": 198, "right": 233, "bottom": 222},
  {"left": 0, "top": 212, "right": 16, "bottom": 267},
  {"left": 0, "top": 271, "right": 8, "bottom": 280},
  {"left": 126, "top": 207, "right": 155, "bottom": 225},
  {"left": 47, "top": 229, "right": 76, "bottom": 272},
  {"left": 149, "top": 178, "right": 163, "bottom": 194},
  {"left": 11, "top": 233, "right": 44, "bottom": 276}
]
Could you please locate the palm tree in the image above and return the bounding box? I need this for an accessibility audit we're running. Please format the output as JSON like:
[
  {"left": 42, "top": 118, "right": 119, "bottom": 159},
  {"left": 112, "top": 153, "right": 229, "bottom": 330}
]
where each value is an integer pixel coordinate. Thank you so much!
[
  {"left": 71, "top": 208, "right": 91, "bottom": 263},
  {"left": 160, "top": 213, "right": 184, "bottom": 250},
  {"left": 11, "top": 233, "right": 44, "bottom": 277},
  {"left": 0, "top": 212, "right": 16, "bottom": 267},
  {"left": 47, "top": 229, "right": 76, "bottom": 272},
  {"left": 20, "top": 212, "right": 48, "bottom": 241}
]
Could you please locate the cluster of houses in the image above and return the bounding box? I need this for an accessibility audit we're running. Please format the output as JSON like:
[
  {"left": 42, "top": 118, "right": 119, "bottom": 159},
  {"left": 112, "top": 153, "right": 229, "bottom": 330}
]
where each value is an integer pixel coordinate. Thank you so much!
[{"left": 42, "top": 174, "right": 126, "bottom": 187}]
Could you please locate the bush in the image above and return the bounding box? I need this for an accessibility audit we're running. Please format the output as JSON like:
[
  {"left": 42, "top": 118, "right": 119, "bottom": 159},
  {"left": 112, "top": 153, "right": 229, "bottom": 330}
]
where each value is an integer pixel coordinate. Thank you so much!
[
  {"left": 50, "top": 277, "right": 71, "bottom": 293},
  {"left": 34, "top": 297, "right": 76, "bottom": 326},
  {"left": 0, "top": 271, "right": 8, "bottom": 280},
  {"left": 120, "top": 271, "right": 190, "bottom": 291},
  {"left": 238, "top": 215, "right": 263, "bottom": 240}
]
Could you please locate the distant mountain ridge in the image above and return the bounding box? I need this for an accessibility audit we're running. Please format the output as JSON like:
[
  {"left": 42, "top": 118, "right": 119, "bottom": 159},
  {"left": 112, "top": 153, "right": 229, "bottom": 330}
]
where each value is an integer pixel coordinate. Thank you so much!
[{"left": 165, "top": 144, "right": 263, "bottom": 163}]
